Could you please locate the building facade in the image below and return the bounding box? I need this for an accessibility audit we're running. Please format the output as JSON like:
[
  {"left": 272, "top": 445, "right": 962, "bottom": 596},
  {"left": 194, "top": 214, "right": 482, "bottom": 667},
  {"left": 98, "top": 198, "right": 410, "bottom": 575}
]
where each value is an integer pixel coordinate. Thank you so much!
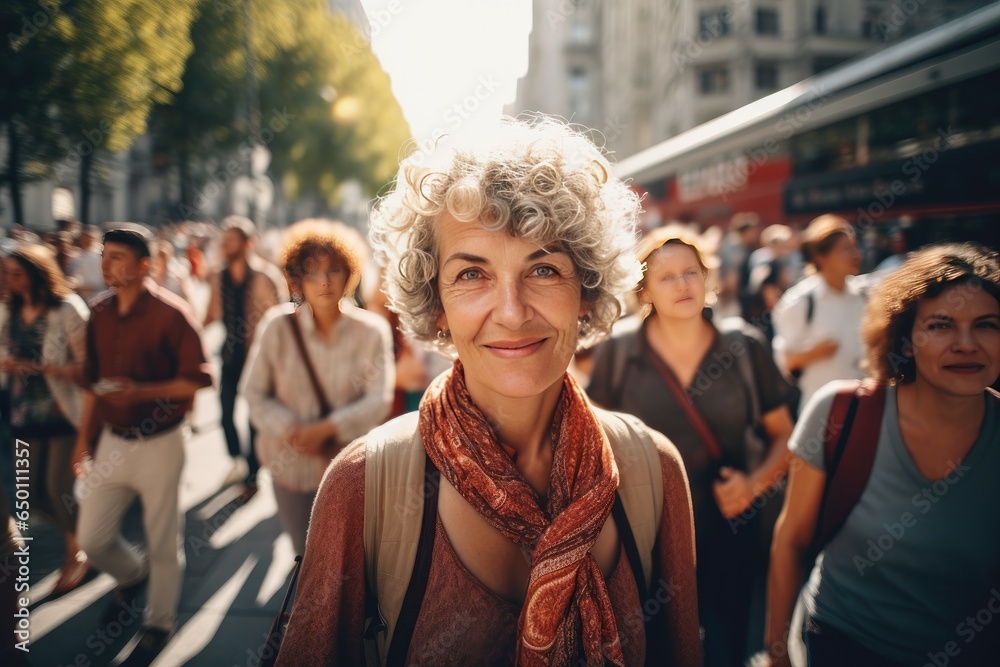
[{"left": 510, "top": 0, "right": 983, "bottom": 160}]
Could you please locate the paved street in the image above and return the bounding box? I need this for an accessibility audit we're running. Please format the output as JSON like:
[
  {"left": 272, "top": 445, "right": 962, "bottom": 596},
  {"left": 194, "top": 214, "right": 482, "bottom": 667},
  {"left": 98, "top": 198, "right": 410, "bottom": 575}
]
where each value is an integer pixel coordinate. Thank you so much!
[{"left": 17, "top": 324, "right": 295, "bottom": 667}]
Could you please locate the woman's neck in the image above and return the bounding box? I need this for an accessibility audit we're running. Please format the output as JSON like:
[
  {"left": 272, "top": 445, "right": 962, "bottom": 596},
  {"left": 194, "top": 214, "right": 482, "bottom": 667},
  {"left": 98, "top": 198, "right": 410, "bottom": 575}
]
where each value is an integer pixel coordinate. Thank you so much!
[
  {"left": 308, "top": 302, "right": 341, "bottom": 337},
  {"left": 648, "top": 310, "right": 712, "bottom": 348},
  {"left": 465, "top": 373, "right": 563, "bottom": 465},
  {"left": 897, "top": 379, "right": 987, "bottom": 433}
]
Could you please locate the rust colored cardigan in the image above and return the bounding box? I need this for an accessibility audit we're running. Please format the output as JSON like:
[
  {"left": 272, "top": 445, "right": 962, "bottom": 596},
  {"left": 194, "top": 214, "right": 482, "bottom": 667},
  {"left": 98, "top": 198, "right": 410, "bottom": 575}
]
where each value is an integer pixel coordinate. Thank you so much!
[{"left": 275, "top": 429, "right": 702, "bottom": 666}]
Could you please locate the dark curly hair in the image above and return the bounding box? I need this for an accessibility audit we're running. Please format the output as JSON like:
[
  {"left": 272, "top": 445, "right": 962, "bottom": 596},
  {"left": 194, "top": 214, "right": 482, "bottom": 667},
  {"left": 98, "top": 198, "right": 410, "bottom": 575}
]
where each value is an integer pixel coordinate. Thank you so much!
[
  {"left": 862, "top": 243, "right": 1000, "bottom": 384},
  {"left": 279, "top": 219, "right": 366, "bottom": 303}
]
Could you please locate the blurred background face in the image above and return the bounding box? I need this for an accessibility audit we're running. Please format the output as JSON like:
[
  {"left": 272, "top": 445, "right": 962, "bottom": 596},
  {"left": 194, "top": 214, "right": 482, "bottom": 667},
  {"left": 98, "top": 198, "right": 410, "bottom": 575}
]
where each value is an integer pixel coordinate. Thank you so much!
[
  {"left": 298, "top": 253, "right": 348, "bottom": 312},
  {"left": 221, "top": 229, "right": 249, "bottom": 263},
  {"left": 910, "top": 285, "right": 1000, "bottom": 396},
  {"left": 101, "top": 242, "right": 147, "bottom": 289},
  {"left": 434, "top": 212, "right": 586, "bottom": 403},
  {"left": 4, "top": 258, "right": 30, "bottom": 298},
  {"left": 641, "top": 243, "right": 707, "bottom": 320},
  {"left": 817, "top": 233, "right": 862, "bottom": 277}
]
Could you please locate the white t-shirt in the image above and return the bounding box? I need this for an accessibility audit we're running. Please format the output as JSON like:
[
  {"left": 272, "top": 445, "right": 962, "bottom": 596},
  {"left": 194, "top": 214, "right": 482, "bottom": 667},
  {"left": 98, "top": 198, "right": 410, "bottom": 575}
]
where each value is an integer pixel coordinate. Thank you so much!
[{"left": 772, "top": 275, "right": 866, "bottom": 412}]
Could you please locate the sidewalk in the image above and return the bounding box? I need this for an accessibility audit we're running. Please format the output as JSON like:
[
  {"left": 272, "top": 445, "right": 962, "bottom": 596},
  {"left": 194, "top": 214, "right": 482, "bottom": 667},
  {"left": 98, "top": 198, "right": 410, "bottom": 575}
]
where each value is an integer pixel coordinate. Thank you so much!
[{"left": 18, "top": 383, "right": 294, "bottom": 667}]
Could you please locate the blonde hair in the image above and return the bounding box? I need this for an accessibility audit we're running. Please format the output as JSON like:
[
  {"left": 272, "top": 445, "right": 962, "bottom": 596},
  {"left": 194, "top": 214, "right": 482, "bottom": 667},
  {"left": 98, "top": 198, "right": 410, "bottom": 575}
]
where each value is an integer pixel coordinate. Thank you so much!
[
  {"left": 802, "top": 214, "right": 855, "bottom": 270},
  {"left": 369, "top": 116, "right": 643, "bottom": 349},
  {"left": 636, "top": 225, "right": 717, "bottom": 318}
]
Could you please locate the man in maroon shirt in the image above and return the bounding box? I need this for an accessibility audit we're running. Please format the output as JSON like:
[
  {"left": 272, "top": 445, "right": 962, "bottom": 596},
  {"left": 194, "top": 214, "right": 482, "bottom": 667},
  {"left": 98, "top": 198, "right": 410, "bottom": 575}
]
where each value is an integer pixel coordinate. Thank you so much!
[{"left": 71, "top": 225, "right": 213, "bottom": 666}]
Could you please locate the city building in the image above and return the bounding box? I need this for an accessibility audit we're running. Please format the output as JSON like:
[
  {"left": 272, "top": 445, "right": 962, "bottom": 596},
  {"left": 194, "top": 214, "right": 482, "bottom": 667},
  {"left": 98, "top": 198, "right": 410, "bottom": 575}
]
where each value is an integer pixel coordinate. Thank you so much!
[{"left": 509, "top": 0, "right": 986, "bottom": 160}]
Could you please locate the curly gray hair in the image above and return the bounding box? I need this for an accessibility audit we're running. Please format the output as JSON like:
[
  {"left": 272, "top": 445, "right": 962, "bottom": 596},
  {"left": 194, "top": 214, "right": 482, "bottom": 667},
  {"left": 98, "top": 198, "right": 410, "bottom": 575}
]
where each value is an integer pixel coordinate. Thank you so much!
[{"left": 369, "top": 116, "right": 643, "bottom": 349}]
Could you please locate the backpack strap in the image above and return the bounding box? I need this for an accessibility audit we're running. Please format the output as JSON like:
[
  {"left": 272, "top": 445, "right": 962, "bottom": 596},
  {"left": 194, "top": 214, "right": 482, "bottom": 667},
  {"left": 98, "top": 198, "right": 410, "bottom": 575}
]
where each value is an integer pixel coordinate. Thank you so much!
[
  {"left": 363, "top": 412, "right": 425, "bottom": 665},
  {"left": 814, "top": 381, "right": 886, "bottom": 551},
  {"left": 385, "top": 454, "right": 439, "bottom": 667},
  {"left": 364, "top": 408, "right": 664, "bottom": 665},
  {"left": 594, "top": 407, "right": 664, "bottom": 590},
  {"left": 611, "top": 493, "right": 648, "bottom": 605}
]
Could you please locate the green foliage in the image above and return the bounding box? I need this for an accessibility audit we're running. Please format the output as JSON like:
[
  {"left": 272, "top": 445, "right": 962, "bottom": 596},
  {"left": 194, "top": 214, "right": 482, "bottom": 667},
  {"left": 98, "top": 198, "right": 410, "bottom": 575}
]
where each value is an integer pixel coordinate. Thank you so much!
[
  {"left": 56, "top": 0, "right": 199, "bottom": 152},
  {"left": 0, "top": 1, "right": 74, "bottom": 186},
  {"left": 260, "top": 7, "right": 412, "bottom": 204},
  {"left": 151, "top": 0, "right": 411, "bottom": 216}
]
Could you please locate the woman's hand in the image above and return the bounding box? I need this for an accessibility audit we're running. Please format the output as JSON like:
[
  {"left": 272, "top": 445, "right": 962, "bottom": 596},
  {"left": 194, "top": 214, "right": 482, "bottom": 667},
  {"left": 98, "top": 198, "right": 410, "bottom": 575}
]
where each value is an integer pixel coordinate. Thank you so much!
[
  {"left": 808, "top": 338, "right": 839, "bottom": 362},
  {"left": 712, "top": 467, "right": 755, "bottom": 518},
  {"left": 287, "top": 421, "right": 337, "bottom": 457}
]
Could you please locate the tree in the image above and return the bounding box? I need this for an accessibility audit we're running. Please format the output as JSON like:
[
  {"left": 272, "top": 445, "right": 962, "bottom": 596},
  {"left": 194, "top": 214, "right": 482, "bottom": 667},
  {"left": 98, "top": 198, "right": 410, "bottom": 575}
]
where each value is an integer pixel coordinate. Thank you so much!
[
  {"left": 260, "top": 8, "right": 411, "bottom": 208},
  {"left": 0, "top": 1, "right": 73, "bottom": 225},
  {"left": 150, "top": 0, "right": 411, "bottom": 221},
  {"left": 54, "top": 0, "right": 199, "bottom": 222}
]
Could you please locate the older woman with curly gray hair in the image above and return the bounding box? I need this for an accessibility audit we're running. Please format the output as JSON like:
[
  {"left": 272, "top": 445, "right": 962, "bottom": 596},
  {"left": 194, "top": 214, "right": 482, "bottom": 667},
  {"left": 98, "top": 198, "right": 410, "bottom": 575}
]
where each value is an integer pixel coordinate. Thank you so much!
[{"left": 274, "top": 117, "right": 701, "bottom": 667}]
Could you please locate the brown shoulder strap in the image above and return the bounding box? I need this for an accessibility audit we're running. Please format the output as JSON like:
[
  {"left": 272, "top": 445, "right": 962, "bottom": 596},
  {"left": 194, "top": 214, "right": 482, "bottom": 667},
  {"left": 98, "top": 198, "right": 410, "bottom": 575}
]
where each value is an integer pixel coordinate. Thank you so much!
[
  {"left": 286, "top": 313, "right": 333, "bottom": 415},
  {"left": 815, "top": 381, "right": 886, "bottom": 551},
  {"left": 643, "top": 342, "right": 724, "bottom": 462}
]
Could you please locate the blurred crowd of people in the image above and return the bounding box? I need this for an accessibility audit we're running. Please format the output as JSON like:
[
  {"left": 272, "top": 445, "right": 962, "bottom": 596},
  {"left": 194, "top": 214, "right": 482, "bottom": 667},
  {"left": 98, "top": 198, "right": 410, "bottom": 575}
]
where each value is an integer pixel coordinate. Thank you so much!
[{"left": 0, "top": 151, "right": 995, "bottom": 667}]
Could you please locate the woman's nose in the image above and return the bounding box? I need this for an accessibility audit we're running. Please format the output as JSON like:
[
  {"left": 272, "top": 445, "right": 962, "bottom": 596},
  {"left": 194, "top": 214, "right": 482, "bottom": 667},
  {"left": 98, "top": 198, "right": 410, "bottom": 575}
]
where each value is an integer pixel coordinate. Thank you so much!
[{"left": 492, "top": 279, "right": 531, "bottom": 329}]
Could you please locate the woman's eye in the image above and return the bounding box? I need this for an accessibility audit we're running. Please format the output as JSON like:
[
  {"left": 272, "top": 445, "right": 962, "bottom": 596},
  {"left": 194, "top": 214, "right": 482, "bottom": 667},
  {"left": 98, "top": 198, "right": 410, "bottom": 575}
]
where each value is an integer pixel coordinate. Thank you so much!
[
  {"left": 685, "top": 270, "right": 699, "bottom": 278},
  {"left": 533, "top": 265, "right": 557, "bottom": 278},
  {"left": 976, "top": 321, "right": 1000, "bottom": 330},
  {"left": 927, "top": 322, "right": 949, "bottom": 330},
  {"left": 457, "top": 269, "right": 482, "bottom": 281}
]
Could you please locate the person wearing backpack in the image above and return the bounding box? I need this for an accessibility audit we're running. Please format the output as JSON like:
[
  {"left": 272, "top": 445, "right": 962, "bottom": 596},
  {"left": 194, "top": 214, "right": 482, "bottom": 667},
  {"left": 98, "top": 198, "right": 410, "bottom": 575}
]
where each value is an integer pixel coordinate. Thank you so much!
[
  {"left": 272, "top": 118, "right": 702, "bottom": 666},
  {"left": 763, "top": 243, "right": 1000, "bottom": 666},
  {"left": 587, "top": 227, "right": 797, "bottom": 667},
  {"left": 772, "top": 215, "right": 866, "bottom": 415}
]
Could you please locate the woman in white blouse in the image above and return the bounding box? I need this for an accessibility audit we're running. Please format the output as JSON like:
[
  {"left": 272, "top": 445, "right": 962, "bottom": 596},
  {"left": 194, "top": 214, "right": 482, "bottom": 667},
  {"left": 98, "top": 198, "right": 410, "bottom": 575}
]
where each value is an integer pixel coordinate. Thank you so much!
[{"left": 240, "top": 219, "right": 395, "bottom": 555}]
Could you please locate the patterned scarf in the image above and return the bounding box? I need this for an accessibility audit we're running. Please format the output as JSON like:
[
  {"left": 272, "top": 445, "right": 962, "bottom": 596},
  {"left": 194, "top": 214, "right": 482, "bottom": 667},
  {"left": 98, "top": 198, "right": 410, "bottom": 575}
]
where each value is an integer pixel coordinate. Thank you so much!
[{"left": 419, "top": 361, "right": 624, "bottom": 666}]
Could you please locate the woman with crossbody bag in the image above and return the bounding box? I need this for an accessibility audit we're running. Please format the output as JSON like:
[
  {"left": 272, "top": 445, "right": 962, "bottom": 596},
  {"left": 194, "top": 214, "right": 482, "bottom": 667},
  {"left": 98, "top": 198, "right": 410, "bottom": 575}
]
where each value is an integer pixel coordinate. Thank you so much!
[
  {"left": 240, "top": 219, "right": 395, "bottom": 556},
  {"left": 587, "top": 227, "right": 798, "bottom": 667}
]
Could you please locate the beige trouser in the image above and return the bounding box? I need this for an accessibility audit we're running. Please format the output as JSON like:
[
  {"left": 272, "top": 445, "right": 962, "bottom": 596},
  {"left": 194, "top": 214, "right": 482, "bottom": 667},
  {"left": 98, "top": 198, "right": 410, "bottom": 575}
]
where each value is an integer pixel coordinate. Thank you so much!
[{"left": 77, "top": 426, "right": 186, "bottom": 631}]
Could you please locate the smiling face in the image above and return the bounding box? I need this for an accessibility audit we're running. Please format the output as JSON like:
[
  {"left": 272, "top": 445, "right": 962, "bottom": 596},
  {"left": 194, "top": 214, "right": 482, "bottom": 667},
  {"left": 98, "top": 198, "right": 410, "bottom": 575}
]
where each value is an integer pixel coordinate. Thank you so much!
[
  {"left": 910, "top": 283, "right": 1000, "bottom": 397},
  {"left": 640, "top": 243, "right": 707, "bottom": 321},
  {"left": 435, "top": 212, "right": 588, "bottom": 404}
]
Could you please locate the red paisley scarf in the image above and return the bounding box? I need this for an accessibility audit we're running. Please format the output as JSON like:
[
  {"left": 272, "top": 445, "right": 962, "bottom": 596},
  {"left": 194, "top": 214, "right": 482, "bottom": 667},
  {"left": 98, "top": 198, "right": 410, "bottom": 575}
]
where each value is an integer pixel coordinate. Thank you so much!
[{"left": 419, "top": 361, "right": 624, "bottom": 666}]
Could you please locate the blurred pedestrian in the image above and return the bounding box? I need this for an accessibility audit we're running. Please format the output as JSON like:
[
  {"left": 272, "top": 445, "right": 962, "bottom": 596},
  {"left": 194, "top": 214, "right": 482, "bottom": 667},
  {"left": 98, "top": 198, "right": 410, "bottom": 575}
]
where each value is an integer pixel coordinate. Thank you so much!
[
  {"left": 764, "top": 243, "right": 1000, "bottom": 666},
  {"left": 68, "top": 225, "right": 106, "bottom": 303},
  {"left": 204, "top": 216, "right": 287, "bottom": 494},
  {"left": 149, "top": 240, "right": 187, "bottom": 300},
  {"left": 275, "top": 118, "right": 701, "bottom": 666},
  {"left": 772, "top": 215, "right": 866, "bottom": 414},
  {"left": 718, "top": 212, "right": 760, "bottom": 319},
  {"left": 0, "top": 244, "right": 90, "bottom": 593},
  {"left": 72, "top": 225, "right": 213, "bottom": 665},
  {"left": 588, "top": 227, "right": 796, "bottom": 667},
  {"left": 240, "top": 219, "right": 393, "bottom": 556}
]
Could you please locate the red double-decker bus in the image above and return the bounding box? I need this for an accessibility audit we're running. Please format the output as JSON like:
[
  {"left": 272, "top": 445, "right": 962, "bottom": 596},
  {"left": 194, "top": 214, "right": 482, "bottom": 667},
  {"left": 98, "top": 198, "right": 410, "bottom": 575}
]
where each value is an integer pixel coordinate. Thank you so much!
[{"left": 616, "top": 3, "right": 1000, "bottom": 249}]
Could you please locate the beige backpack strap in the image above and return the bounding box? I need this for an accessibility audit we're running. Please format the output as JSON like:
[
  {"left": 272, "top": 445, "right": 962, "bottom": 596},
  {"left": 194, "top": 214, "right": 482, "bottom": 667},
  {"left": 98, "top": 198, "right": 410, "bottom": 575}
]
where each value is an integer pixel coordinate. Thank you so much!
[
  {"left": 596, "top": 408, "right": 664, "bottom": 589},
  {"left": 363, "top": 412, "right": 425, "bottom": 665},
  {"left": 364, "top": 407, "right": 665, "bottom": 663}
]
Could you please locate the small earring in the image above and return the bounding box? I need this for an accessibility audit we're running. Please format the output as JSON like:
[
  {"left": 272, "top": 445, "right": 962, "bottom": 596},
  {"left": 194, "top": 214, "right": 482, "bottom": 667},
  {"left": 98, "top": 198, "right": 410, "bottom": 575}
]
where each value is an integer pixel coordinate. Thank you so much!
[
  {"left": 902, "top": 343, "right": 914, "bottom": 357},
  {"left": 435, "top": 329, "right": 450, "bottom": 347}
]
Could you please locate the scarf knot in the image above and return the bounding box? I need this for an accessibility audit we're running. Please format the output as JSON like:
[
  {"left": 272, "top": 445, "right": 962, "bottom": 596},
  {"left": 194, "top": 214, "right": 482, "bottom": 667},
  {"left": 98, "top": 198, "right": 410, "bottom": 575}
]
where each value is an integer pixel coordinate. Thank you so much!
[{"left": 419, "top": 361, "right": 625, "bottom": 666}]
